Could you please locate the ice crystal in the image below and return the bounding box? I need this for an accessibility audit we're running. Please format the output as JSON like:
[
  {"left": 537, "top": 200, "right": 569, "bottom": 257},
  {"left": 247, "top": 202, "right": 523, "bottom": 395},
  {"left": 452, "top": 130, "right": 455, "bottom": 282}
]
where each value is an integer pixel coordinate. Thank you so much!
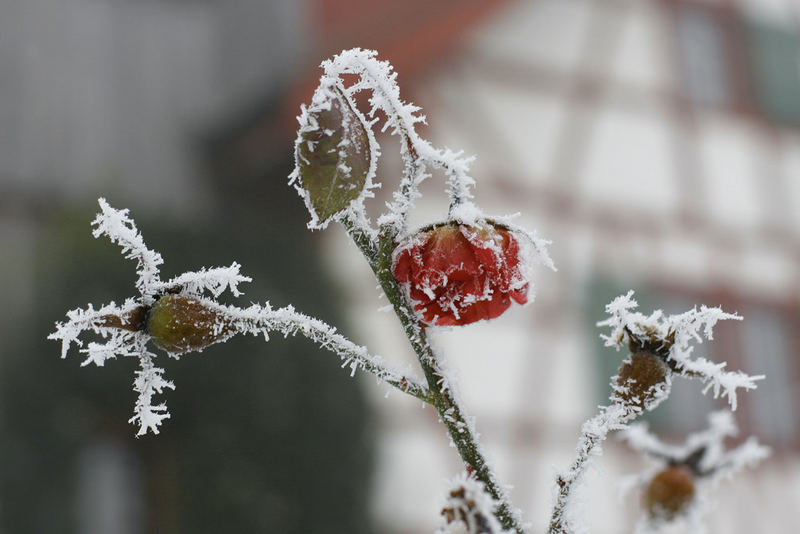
[
  {"left": 50, "top": 199, "right": 428, "bottom": 435},
  {"left": 291, "top": 48, "right": 490, "bottom": 238},
  {"left": 598, "top": 291, "right": 763, "bottom": 410},
  {"left": 49, "top": 199, "right": 249, "bottom": 435}
]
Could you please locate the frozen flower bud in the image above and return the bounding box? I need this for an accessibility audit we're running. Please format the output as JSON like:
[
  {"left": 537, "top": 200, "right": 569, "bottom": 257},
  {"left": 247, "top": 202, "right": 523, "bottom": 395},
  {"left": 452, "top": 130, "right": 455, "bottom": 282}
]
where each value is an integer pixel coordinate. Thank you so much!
[
  {"left": 644, "top": 465, "right": 696, "bottom": 520},
  {"left": 146, "top": 295, "right": 235, "bottom": 354},
  {"left": 613, "top": 351, "right": 670, "bottom": 411},
  {"left": 293, "top": 84, "right": 372, "bottom": 227},
  {"left": 392, "top": 221, "right": 530, "bottom": 326}
]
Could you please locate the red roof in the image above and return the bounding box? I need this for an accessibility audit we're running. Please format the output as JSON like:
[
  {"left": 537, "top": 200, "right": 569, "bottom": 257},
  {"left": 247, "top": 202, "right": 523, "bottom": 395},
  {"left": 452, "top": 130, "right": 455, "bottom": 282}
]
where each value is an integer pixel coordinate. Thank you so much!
[{"left": 283, "top": 0, "right": 514, "bottom": 126}]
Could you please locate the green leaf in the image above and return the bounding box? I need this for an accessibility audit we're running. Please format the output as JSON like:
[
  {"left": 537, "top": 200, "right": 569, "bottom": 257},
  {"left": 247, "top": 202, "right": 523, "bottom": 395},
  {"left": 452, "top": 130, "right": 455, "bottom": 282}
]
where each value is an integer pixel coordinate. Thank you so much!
[{"left": 296, "top": 86, "right": 371, "bottom": 226}]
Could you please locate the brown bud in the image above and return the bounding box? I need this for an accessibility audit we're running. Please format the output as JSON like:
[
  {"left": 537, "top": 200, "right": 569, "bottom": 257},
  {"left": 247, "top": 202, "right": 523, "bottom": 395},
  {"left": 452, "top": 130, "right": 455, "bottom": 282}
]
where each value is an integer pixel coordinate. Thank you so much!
[
  {"left": 146, "top": 295, "right": 235, "bottom": 354},
  {"left": 644, "top": 465, "right": 695, "bottom": 520},
  {"left": 613, "top": 351, "right": 669, "bottom": 410}
]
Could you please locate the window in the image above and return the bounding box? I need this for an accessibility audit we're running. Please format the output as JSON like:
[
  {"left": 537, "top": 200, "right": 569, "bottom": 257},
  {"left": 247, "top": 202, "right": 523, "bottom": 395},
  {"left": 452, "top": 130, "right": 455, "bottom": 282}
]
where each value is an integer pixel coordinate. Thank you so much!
[
  {"left": 746, "top": 21, "right": 800, "bottom": 125},
  {"left": 674, "top": 3, "right": 735, "bottom": 108},
  {"left": 670, "top": 0, "right": 800, "bottom": 127},
  {"left": 740, "top": 306, "right": 798, "bottom": 446}
]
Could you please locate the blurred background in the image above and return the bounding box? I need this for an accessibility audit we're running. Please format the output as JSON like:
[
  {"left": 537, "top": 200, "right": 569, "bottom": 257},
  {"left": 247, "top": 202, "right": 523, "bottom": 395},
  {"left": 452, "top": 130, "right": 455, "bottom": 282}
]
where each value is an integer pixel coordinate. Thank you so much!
[{"left": 1, "top": 0, "right": 798, "bottom": 532}]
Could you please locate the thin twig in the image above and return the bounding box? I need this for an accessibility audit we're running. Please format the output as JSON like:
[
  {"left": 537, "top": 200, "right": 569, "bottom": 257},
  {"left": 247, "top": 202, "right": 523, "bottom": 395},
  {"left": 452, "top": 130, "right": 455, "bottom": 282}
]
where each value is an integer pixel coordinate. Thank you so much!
[{"left": 548, "top": 404, "right": 636, "bottom": 534}]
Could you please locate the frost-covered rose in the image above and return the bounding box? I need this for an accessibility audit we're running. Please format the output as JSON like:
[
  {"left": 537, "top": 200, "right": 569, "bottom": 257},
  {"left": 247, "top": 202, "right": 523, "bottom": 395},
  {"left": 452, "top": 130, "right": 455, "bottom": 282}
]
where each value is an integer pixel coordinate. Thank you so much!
[{"left": 392, "top": 222, "right": 530, "bottom": 326}]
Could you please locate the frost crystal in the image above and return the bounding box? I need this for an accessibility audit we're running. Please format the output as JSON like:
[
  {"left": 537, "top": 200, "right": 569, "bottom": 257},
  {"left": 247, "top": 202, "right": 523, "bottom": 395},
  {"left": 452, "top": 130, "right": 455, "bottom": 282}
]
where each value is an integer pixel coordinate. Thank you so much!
[
  {"left": 598, "top": 291, "right": 763, "bottom": 410},
  {"left": 130, "top": 352, "right": 175, "bottom": 436},
  {"left": 49, "top": 199, "right": 251, "bottom": 435},
  {"left": 51, "top": 199, "right": 428, "bottom": 435},
  {"left": 290, "top": 48, "right": 504, "bottom": 239}
]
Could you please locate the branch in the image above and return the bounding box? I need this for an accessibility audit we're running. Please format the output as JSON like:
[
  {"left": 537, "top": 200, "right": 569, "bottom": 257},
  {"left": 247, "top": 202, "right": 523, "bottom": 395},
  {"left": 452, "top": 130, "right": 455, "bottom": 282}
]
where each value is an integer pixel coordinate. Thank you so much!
[
  {"left": 231, "top": 301, "right": 431, "bottom": 403},
  {"left": 92, "top": 197, "right": 164, "bottom": 301},
  {"left": 549, "top": 404, "right": 636, "bottom": 534}
]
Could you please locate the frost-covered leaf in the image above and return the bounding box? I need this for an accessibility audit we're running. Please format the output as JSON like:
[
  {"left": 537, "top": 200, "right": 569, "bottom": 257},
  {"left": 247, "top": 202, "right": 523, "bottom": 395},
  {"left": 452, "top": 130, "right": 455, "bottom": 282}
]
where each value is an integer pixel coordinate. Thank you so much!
[{"left": 292, "top": 83, "right": 372, "bottom": 228}]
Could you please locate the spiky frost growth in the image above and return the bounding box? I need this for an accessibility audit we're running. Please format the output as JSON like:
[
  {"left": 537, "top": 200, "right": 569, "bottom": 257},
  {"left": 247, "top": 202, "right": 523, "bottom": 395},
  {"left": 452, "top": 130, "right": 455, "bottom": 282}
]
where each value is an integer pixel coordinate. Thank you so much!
[
  {"left": 598, "top": 291, "right": 763, "bottom": 410},
  {"left": 289, "top": 48, "right": 520, "bottom": 242},
  {"left": 49, "top": 199, "right": 248, "bottom": 435},
  {"left": 549, "top": 293, "right": 764, "bottom": 534},
  {"left": 50, "top": 199, "right": 428, "bottom": 435}
]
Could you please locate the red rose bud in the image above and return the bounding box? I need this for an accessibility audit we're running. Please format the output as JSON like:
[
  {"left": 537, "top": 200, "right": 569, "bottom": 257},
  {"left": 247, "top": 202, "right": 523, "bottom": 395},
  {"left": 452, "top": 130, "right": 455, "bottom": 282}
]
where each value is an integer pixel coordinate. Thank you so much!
[
  {"left": 146, "top": 295, "right": 236, "bottom": 354},
  {"left": 392, "top": 222, "right": 530, "bottom": 326},
  {"left": 644, "top": 465, "right": 696, "bottom": 520}
]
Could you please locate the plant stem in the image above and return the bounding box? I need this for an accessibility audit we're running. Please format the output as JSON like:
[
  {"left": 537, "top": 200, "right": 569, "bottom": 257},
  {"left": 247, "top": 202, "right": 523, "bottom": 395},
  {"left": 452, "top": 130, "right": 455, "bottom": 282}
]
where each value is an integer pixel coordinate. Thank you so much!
[
  {"left": 244, "top": 302, "right": 431, "bottom": 403},
  {"left": 345, "top": 223, "right": 526, "bottom": 534},
  {"left": 548, "top": 404, "right": 636, "bottom": 534}
]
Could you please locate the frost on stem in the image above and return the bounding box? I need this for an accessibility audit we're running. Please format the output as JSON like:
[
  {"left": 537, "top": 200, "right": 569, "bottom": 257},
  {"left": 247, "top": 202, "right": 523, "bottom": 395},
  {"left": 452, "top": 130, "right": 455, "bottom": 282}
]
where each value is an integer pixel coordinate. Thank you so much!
[
  {"left": 438, "top": 473, "right": 514, "bottom": 534},
  {"left": 598, "top": 291, "right": 763, "bottom": 410},
  {"left": 620, "top": 411, "right": 770, "bottom": 533},
  {"left": 50, "top": 199, "right": 428, "bottom": 435}
]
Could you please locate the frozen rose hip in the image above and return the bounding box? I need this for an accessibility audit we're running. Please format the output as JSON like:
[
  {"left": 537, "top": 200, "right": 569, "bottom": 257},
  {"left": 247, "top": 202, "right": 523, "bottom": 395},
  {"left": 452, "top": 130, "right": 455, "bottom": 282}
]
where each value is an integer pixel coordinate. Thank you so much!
[
  {"left": 644, "top": 465, "right": 696, "bottom": 520},
  {"left": 392, "top": 222, "right": 529, "bottom": 326},
  {"left": 147, "top": 295, "right": 236, "bottom": 354}
]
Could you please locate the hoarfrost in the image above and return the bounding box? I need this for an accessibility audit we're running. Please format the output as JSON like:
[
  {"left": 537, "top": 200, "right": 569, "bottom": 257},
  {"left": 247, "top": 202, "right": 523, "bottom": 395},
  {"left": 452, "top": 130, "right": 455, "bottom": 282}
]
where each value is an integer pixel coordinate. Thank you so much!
[
  {"left": 293, "top": 48, "right": 488, "bottom": 238},
  {"left": 597, "top": 291, "right": 763, "bottom": 410},
  {"left": 438, "top": 472, "right": 514, "bottom": 534},
  {"left": 289, "top": 75, "right": 380, "bottom": 233},
  {"left": 620, "top": 411, "right": 770, "bottom": 532},
  {"left": 51, "top": 199, "right": 428, "bottom": 435},
  {"left": 621, "top": 411, "right": 770, "bottom": 482},
  {"left": 130, "top": 351, "right": 175, "bottom": 436}
]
